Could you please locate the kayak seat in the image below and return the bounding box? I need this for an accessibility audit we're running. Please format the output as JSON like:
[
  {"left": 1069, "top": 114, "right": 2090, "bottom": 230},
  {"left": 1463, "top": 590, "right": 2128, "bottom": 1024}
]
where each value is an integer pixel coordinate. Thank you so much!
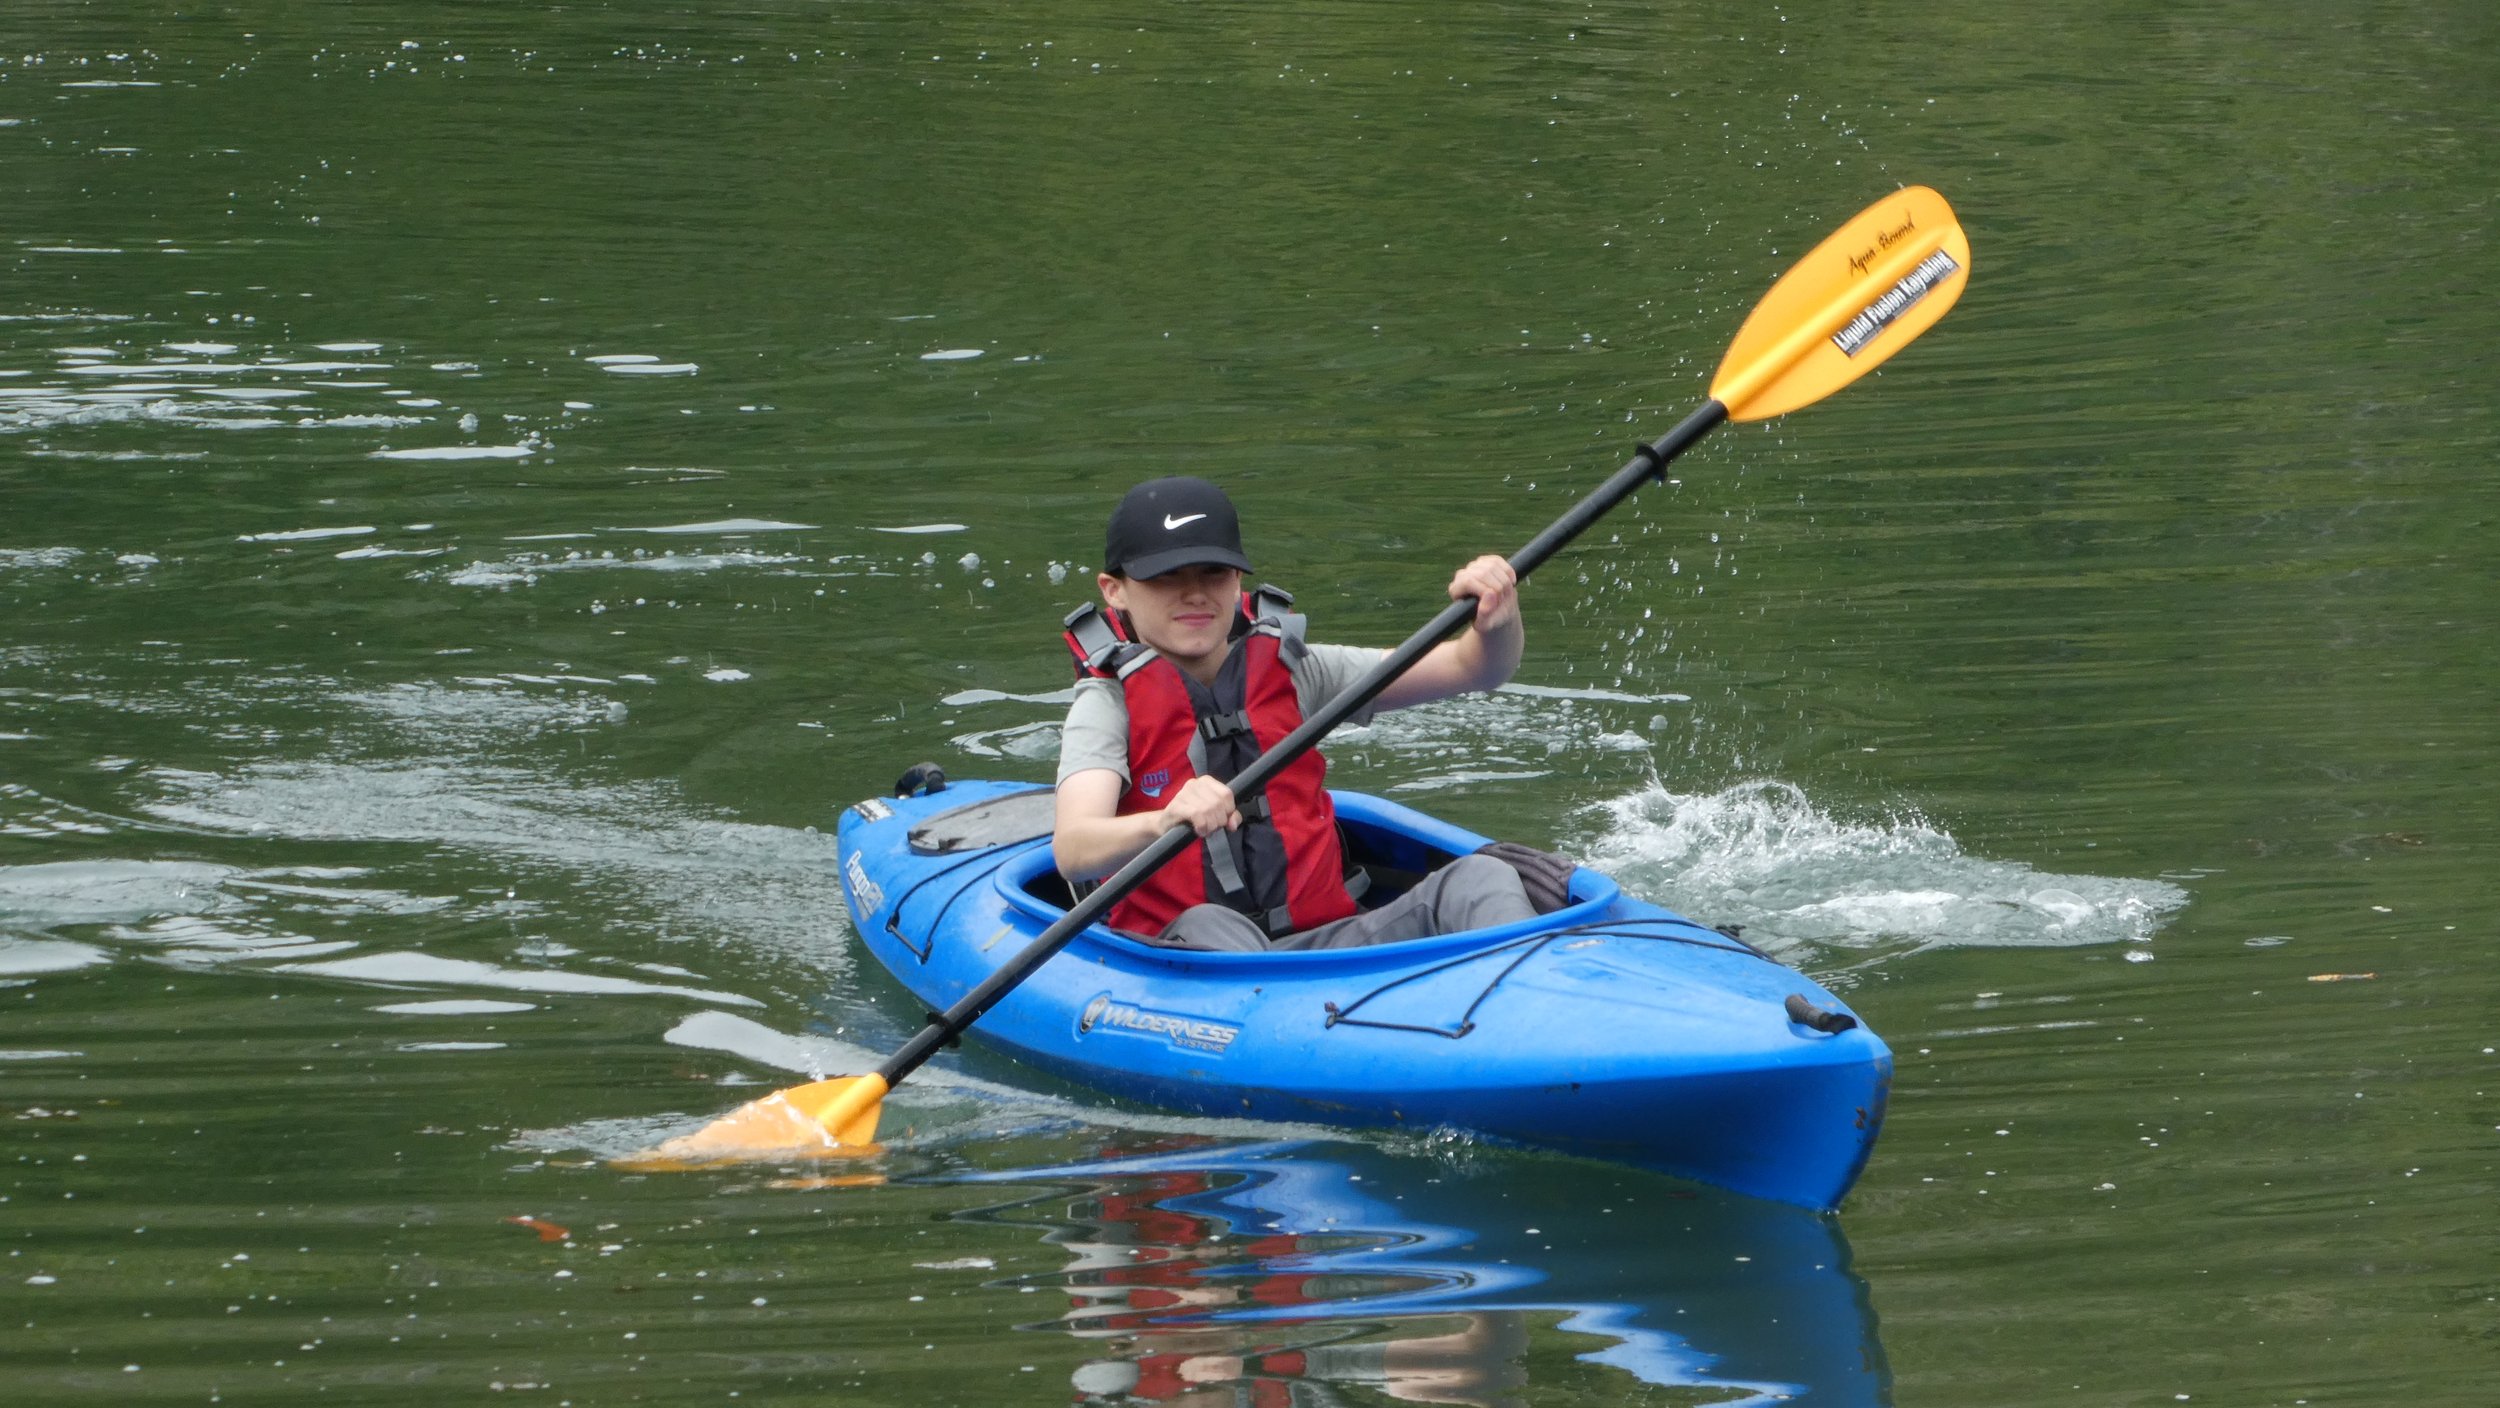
[
  {"left": 1336, "top": 817, "right": 1581, "bottom": 916},
  {"left": 1335, "top": 814, "right": 1450, "bottom": 909}
]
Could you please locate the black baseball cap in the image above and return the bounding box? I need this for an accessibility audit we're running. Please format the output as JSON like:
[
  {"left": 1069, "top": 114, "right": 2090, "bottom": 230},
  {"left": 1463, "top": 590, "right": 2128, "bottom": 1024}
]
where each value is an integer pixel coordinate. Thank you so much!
[{"left": 1102, "top": 476, "right": 1253, "bottom": 579}]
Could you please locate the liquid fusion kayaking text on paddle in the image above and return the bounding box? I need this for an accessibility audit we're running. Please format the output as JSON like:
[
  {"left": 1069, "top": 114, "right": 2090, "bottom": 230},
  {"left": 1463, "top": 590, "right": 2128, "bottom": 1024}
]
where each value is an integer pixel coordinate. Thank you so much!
[{"left": 1832, "top": 250, "right": 1962, "bottom": 357}]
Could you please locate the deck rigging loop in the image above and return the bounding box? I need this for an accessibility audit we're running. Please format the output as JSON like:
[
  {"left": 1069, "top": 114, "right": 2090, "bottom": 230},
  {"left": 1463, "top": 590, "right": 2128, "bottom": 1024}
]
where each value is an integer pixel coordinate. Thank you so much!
[
  {"left": 1320, "top": 919, "right": 1790, "bottom": 1040},
  {"left": 879, "top": 841, "right": 1045, "bottom": 962},
  {"left": 1324, "top": 935, "right": 1553, "bottom": 1040}
]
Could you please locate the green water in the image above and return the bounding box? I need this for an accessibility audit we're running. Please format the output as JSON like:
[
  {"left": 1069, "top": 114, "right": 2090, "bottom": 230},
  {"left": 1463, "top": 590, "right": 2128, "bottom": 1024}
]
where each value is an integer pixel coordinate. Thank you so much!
[{"left": 5, "top": 3, "right": 2495, "bottom": 1403}]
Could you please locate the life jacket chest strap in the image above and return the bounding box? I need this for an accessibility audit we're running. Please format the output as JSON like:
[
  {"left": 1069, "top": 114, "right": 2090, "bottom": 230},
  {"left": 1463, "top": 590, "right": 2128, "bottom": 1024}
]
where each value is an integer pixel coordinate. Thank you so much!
[{"left": 1197, "top": 709, "right": 1255, "bottom": 742}]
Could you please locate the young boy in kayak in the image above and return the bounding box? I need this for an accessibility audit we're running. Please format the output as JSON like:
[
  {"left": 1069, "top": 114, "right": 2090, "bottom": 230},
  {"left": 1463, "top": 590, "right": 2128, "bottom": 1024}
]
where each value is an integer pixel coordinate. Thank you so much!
[{"left": 1054, "top": 475, "right": 1538, "bottom": 951}]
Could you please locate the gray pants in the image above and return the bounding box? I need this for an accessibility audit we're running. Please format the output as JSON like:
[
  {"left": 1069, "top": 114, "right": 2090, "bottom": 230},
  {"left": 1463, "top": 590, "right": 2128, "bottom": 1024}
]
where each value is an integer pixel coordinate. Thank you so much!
[{"left": 1154, "top": 853, "right": 1537, "bottom": 952}]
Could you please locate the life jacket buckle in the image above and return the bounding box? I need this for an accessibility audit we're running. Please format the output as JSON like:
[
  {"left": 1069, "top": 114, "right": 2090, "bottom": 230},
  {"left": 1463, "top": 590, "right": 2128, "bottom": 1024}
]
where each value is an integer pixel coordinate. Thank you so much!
[{"left": 1196, "top": 709, "right": 1254, "bottom": 742}]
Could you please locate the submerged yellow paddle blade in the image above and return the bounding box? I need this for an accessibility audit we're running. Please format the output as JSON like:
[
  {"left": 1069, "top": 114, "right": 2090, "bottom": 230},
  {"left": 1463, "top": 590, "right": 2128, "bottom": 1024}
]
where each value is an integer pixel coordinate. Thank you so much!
[
  {"left": 616, "top": 1073, "right": 888, "bottom": 1171},
  {"left": 1710, "top": 185, "right": 1971, "bottom": 423}
]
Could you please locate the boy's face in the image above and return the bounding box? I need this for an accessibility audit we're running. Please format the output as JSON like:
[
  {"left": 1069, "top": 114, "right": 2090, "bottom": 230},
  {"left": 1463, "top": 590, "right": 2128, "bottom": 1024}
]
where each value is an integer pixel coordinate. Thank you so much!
[{"left": 1100, "top": 563, "right": 1243, "bottom": 676}]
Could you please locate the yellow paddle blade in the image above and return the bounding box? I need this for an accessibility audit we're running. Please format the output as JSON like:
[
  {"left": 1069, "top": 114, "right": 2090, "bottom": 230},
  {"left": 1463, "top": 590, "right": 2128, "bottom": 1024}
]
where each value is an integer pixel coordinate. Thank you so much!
[
  {"left": 613, "top": 1073, "right": 888, "bottom": 1171},
  {"left": 1710, "top": 185, "right": 1972, "bottom": 423}
]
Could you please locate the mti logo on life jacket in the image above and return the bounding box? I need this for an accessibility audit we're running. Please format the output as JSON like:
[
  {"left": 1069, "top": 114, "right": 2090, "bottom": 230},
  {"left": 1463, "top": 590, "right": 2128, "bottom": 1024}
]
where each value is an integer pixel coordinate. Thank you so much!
[{"left": 1138, "top": 768, "right": 1171, "bottom": 798}]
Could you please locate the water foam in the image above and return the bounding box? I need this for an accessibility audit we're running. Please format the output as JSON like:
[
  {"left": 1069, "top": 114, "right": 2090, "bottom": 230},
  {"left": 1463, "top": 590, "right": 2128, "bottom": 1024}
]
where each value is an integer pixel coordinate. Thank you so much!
[
  {"left": 138, "top": 734, "right": 850, "bottom": 981},
  {"left": 370, "top": 443, "right": 536, "bottom": 461},
  {"left": 1580, "top": 780, "right": 2188, "bottom": 959},
  {"left": 426, "top": 547, "right": 809, "bottom": 589},
  {"left": 277, "top": 951, "right": 760, "bottom": 1007},
  {"left": 0, "top": 938, "right": 108, "bottom": 976},
  {"left": 535, "top": 1010, "right": 1348, "bottom": 1161},
  {"left": 0, "top": 547, "right": 84, "bottom": 571}
]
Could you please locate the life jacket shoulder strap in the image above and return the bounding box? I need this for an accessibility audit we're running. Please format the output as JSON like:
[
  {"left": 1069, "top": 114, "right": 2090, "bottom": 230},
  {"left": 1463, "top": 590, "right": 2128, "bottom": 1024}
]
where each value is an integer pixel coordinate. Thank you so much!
[
  {"left": 1241, "top": 584, "right": 1310, "bottom": 669},
  {"left": 1062, "top": 602, "right": 1154, "bottom": 679}
]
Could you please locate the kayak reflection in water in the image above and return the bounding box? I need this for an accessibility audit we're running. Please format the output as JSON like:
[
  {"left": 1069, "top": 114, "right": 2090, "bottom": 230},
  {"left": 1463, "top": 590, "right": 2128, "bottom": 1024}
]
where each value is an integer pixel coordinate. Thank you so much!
[
  {"left": 957, "top": 1137, "right": 1888, "bottom": 1407},
  {"left": 1067, "top": 1317, "right": 1529, "bottom": 1408},
  {"left": 1050, "top": 1152, "right": 1529, "bottom": 1407}
]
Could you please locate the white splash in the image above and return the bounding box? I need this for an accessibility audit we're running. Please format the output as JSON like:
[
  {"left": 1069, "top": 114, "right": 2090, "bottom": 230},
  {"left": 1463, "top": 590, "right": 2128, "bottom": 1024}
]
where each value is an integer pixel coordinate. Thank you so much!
[{"left": 1580, "top": 780, "right": 2189, "bottom": 957}]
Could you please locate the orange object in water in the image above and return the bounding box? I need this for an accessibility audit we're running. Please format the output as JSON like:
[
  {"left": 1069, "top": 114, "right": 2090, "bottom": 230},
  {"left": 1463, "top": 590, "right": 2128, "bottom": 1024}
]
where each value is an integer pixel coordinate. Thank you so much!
[
  {"left": 615, "top": 1074, "right": 888, "bottom": 1170},
  {"left": 504, "top": 1215, "right": 571, "bottom": 1243}
]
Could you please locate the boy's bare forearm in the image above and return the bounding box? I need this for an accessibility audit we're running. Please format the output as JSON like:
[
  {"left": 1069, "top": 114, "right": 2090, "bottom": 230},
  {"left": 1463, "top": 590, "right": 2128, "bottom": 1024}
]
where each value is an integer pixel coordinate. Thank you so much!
[
  {"left": 1053, "top": 773, "right": 1237, "bottom": 880},
  {"left": 1053, "top": 810, "right": 1167, "bottom": 880}
]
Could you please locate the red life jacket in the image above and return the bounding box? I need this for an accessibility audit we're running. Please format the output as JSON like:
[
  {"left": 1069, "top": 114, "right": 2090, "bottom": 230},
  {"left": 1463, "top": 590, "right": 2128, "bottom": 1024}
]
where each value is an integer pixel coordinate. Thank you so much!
[{"left": 1063, "top": 586, "right": 1358, "bottom": 940}]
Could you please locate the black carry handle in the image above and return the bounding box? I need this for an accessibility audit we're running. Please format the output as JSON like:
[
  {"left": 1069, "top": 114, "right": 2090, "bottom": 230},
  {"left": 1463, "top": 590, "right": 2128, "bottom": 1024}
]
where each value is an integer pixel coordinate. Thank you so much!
[
  {"left": 893, "top": 762, "right": 949, "bottom": 798},
  {"left": 1785, "top": 993, "right": 1859, "bottom": 1034}
]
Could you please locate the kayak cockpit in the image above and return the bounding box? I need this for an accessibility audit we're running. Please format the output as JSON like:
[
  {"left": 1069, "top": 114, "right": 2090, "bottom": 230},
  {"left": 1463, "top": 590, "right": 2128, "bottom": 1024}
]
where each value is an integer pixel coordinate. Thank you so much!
[{"left": 991, "top": 790, "right": 1625, "bottom": 965}]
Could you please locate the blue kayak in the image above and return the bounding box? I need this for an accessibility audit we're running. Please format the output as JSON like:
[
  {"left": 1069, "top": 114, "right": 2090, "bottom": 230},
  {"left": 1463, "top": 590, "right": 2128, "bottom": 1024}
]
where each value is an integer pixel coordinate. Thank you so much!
[{"left": 837, "top": 778, "right": 1892, "bottom": 1210}]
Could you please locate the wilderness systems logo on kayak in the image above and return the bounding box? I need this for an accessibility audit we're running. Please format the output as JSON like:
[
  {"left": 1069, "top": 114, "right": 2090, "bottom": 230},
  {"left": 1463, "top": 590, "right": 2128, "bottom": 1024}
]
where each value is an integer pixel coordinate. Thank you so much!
[
  {"left": 1077, "top": 993, "right": 1239, "bottom": 1054},
  {"left": 842, "top": 852, "right": 885, "bottom": 917},
  {"left": 1831, "top": 249, "right": 1961, "bottom": 357}
]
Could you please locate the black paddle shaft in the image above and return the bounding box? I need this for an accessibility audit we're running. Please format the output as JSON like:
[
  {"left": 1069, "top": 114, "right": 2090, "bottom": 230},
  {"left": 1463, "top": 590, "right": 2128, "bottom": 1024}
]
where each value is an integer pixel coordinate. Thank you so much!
[{"left": 874, "top": 398, "right": 1731, "bottom": 1088}]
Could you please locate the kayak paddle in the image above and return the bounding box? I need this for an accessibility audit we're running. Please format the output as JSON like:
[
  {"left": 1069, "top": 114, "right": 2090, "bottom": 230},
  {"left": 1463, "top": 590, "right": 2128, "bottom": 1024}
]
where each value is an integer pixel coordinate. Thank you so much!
[{"left": 628, "top": 185, "right": 1971, "bottom": 1166}]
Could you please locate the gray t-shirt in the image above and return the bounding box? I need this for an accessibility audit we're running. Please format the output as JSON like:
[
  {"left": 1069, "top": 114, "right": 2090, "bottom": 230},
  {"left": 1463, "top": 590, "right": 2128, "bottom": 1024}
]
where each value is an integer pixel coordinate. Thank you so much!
[{"left": 1055, "top": 642, "right": 1386, "bottom": 786}]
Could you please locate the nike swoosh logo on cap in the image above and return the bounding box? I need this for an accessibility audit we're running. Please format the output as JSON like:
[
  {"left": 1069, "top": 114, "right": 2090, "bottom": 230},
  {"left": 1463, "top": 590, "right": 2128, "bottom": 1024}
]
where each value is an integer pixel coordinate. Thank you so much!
[{"left": 1163, "top": 513, "right": 1207, "bottom": 530}]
